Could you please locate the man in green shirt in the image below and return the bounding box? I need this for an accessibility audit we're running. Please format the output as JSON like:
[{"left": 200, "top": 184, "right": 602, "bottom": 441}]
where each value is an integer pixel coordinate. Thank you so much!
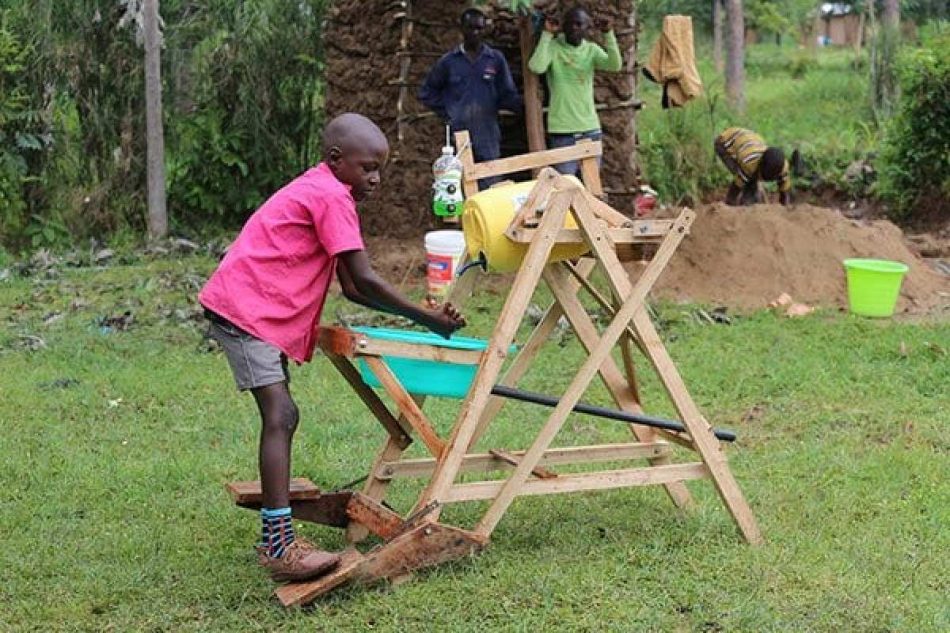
[{"left": 528, "top": 6, "right": 622, "bottom": 176}]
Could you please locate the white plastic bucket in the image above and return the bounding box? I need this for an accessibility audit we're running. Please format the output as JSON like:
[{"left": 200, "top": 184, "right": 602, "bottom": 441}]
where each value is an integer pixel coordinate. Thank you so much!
[{"left": 425, "top": 230, "right": 466, "bottom": 298}]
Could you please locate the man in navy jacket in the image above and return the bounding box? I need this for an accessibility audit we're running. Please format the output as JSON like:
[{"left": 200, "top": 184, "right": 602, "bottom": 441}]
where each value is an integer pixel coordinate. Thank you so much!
[{"left": 419, "top": 7, "right": 523, "bottom": 188}]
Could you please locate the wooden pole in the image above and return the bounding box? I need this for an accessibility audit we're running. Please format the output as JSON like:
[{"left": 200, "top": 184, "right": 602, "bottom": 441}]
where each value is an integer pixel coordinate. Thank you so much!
[
  {"left": 143, "top": 0, "right": 167, "bottom": 239},
  {"left": 519, "top": 16, "right": 546, "bottom": 154}
]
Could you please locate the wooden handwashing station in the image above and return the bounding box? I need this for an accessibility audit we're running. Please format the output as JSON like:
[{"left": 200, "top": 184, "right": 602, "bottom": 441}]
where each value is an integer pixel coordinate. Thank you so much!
[{"left": 227, "top": 135, "right": 763, "bottom": 607}]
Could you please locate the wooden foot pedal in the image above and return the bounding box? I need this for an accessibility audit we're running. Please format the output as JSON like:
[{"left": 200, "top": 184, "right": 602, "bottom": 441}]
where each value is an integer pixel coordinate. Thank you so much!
[
  {"left": 226, "top": 478, "right": 321, "bottom": 508},
  {"left": 226, "top": 480, "right": 407, "bottom": 540},
  {"left": 275, "top": 522, "right": 486, "bottom": 607}
]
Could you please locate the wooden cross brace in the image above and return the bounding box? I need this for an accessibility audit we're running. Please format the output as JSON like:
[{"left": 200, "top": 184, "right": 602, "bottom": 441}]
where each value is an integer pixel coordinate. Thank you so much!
[{"left": 415, "top": 175, "right": 762, "bottom": 544}]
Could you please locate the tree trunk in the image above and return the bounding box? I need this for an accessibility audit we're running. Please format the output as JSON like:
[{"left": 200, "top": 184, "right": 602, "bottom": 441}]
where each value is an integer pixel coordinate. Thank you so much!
[
  {"left": 724, "top": 0, "right": 745, "bottom": 112},
  {"left": 853, "top": 9, "right": 866, "bottom": 55},
  {"left": 871, "top": 0, "right": 901, "bottom": 121},
  {"left": 144, "top": 0, "right": 167, "bottom": 239},
  {"left": 883, "top": 0, "right": 900, "bottom": 30},
  {"left": 713, "top": 0, "right": 724, "bottom": 72},
  {"left": 809, "top": 2, "right": 822, "bottom": 53}
]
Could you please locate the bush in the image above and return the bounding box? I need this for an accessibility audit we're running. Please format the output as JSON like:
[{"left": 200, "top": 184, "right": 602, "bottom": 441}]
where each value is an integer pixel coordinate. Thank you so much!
[
  {"left": 876, "top": 26, "right": 950, "bottom": 220},
  {"left": 0, "top": 14, "right": 40, "bottom": 244},
  {"left": 165, "top": 1, "right": 326, "bottom": 233},
  {"left": 639, "top": 95, "right": 730, "bottom": 206},
  {"left": 787, "top": 52, "right": 818, "bottom": 79}
]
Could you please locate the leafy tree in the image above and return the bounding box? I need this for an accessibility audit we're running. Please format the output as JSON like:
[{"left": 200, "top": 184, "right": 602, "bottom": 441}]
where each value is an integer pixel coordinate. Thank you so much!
[
  {"left": 0, "top": 0, "right": 327, "bottom": 248},
  {"left": 160, "top": 0, "right": 327, "bottom": 231},
  {"left": 0, "top": 10, "right": 55, "bottom": 246}
]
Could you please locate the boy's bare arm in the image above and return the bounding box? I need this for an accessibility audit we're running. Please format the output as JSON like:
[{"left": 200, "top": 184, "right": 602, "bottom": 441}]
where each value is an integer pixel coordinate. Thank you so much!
[{"left": 337, "top": 249, "right": 465, "bottom": 338}]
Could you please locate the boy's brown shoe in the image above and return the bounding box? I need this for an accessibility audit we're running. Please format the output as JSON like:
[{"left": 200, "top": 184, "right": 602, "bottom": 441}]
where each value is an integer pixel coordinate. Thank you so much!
[{"left": 257, "top": 538, "right": 341, "bottom": 582}]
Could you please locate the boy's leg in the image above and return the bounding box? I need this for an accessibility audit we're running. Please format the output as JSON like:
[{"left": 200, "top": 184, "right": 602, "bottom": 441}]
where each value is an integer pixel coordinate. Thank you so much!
[
  {"left": 251, "top": 381, "right": 297, "bottom": 509},
  {"left": 206, "top": 314, "right": 340, "bottom": 581}
]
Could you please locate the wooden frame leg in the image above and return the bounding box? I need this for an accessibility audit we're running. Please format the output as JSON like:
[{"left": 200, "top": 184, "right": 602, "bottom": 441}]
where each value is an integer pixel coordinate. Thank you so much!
[
  {"left": 631, "top": 310, "right": 763, "bottom": 544},
  {"left": 543, "top": 264, "right": 694, "bottom": 510},
  {"left": 571, "top": 198, "right": 763, "bottom": 544},
  {"left": 417, "top": 189, "right": 572, "bottom": 515},
  {"left": 347, "top": 435, "right": 406, "bottom": 543},
  {"left": 464, "top": 258, "right": 599, "bottom": 452},
  {"left": 364, "top": 357, "right": 445, "bottom": 458}
]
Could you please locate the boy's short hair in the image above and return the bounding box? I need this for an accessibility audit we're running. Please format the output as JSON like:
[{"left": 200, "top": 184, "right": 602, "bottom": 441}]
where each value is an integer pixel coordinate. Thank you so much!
[
  {"left": 460, "top": 7, "right": 486, "bottom": 26},
  {"left": 760, "top": 147, "right": 786, "bottom": 181}
]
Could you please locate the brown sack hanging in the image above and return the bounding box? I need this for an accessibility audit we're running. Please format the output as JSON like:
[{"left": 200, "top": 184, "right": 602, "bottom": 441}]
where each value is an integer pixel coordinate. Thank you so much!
[{"left": 643, "top": 15, "right": 703, "bottom": 108}]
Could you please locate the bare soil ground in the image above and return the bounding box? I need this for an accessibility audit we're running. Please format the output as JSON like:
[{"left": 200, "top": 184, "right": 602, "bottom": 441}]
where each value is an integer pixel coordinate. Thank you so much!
[{"left": 366, "top": 202, "right": 950, "bottom": 316}]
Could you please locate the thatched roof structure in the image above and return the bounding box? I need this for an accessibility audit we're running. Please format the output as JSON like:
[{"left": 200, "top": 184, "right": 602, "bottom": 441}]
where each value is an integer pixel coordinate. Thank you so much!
[{"left": 325, "top": 1, "right": 642, "bottom": 237}]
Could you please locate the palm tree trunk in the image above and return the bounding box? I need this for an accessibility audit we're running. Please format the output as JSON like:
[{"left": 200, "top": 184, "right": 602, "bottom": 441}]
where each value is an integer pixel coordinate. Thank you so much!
[
  {"left": 724, "top": 0, "right": 745, "bottom": 112},
  {"left": 883, "top": 0, "right": 900, "bottom": 30},
  {"left": 713, "top": 0, "right": 724, "bottom": 73}
]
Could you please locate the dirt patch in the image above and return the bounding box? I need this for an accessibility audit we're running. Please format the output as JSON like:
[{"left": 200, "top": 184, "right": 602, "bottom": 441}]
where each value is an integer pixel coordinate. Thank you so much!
[
  {"left": 367, "top": 202, "right": 949, "bottom": 316},
  {"left": 646, "top": 203, "right": 949, "bottom": 314}
]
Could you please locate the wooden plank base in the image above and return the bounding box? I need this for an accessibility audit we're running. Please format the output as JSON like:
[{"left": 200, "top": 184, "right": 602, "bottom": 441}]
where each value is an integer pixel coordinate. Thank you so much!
[
  {"left": 228, "top": 484, "right": 406, "bottom": 541},
  {"left": 275, "top": 522, "right": 485, "bottom": 607}
]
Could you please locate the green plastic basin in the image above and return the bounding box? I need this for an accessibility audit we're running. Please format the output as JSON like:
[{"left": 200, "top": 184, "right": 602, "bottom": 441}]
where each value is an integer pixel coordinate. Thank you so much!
[
  {"left": 843, "top": 258, "right": 909, "bottom": 318},
  {"left": 353, "top": 327, "right": 495, "bottom": 399}
]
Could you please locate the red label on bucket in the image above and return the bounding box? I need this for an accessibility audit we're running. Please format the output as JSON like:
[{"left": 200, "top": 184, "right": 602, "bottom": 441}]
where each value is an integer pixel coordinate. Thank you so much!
[{"left": 427, "top": 253, "right": 454, "bottom": 285}]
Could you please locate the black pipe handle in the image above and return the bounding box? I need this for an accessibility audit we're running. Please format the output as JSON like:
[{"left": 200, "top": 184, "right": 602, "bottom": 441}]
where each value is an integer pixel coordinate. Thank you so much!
[{"left": 490, "top": 384, "right": 737, "bottom": 442}]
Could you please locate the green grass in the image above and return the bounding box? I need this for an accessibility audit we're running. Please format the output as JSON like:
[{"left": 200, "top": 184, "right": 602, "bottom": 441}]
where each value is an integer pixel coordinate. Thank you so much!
[{"left": 1, "top": 255, "right": 948, "bottom": 631}]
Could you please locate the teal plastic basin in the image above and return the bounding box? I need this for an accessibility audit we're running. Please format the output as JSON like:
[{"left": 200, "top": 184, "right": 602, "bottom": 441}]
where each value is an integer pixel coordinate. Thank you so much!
[{"left": 353, "top": 327, "right": 494, "bottom": 399}]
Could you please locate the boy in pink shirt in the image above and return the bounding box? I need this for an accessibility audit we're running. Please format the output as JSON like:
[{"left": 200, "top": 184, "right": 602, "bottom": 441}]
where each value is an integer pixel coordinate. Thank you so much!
[{"left": 199, "top": 113, "right": 465, "bottom": 583}]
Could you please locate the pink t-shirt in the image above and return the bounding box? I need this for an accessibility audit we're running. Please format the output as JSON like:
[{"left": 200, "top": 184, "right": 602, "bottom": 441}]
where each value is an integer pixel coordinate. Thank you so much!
[{"left": 199, "top": 162, "right": 364, "bottom": 363}]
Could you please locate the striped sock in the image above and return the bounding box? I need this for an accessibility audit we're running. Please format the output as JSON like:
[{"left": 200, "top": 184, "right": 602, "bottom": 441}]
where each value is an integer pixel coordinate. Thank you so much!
[{"left": 260, "top": 507, "right": 295, "bottom": 558}]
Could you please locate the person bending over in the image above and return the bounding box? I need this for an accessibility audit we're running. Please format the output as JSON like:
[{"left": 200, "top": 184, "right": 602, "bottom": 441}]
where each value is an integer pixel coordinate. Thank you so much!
[{"left": 714, "top": 127, "right": 792, "bottom": 206}]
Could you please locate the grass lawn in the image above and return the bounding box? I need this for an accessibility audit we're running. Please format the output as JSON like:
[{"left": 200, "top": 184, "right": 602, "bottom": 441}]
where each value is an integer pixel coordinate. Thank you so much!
[{"left": 0, "top": 254, "right": 947, "bottom": 631}]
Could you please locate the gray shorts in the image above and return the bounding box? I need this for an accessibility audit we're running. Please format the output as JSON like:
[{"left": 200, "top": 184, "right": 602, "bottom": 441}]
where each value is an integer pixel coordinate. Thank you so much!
[{"left": 205, "top": 312, "right": 290, "bottom": 391}]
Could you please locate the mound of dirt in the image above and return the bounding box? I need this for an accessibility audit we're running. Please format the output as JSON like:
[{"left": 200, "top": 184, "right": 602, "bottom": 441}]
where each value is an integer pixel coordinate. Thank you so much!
[
  {"left": 365, "top": 202, "right": 948, "bottom": 315},
  {"left": 649, "top": 203, "right": 949, "bottom": 314}
]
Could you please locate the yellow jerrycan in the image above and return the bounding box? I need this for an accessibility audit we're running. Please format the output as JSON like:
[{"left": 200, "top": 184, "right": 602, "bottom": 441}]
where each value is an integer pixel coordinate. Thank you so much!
[{"left": 461, "top": 178, "right": 590, "bottom": 273}]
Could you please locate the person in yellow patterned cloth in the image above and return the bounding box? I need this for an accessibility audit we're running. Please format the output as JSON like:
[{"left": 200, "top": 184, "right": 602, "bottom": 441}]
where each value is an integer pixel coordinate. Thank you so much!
[{"left": 714, "top": 127, "right": 792, "bottom": 206}]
